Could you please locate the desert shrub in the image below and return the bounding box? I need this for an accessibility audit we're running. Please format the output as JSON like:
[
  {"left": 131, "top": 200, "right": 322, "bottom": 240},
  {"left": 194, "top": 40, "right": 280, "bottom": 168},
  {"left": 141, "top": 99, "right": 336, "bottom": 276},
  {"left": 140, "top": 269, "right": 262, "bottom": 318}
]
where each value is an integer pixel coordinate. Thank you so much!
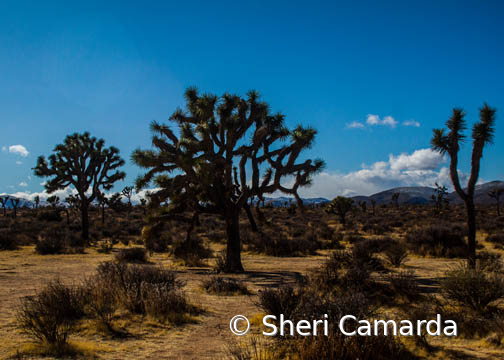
[
  {"left": 142, "top": 283, "right": 195, "bottom": 324},
  {"left": 351, "top": 240, "right": 385, "bottom": 271},
  {"left": 145, "top": 233, "right": 172, "bottom": 253},
  {"left": 405, "top": 224, "right": 466, "bottom": 258},
  {"left": 202, "top": 276, "right": 250, "bottom": 295},
  {"left": 36, "top": 236, "right": 65, "bottom": 255},
  {"left": 258, "top": 285, "right": 301, "bottom": 320},
  {"left": 82, "top": 276, "right": 117, "bottom": 331},
  {"left": 95, "top": 262, "right": 184, "bottom": 316},
  {"left": 487, "top": 233, "right": 504, "bottom": 249},
  {"left": 17, "top": 280, "right": 85, "bottom": 346},
  {"left": 315, "top": 222, "right": 335, "bottom": 240},
  {"left": 383, "top": 241, "right": 408, "bottom": 267},
  {"left": 35, "top": 226, "right": 83, "bottom": 255},
  {"left": 291, "top": 333, "right": 413, "bottom": 360},
  {"left": 477, "top": 251, "right": 503, "bottom": 273},
  {"left": 115, "top": 247, "right": 148, "bottom": 263},
  {"left": 387, "top": 271, "right": 420, "bottom": 300},
  {"left": 96, "top": 240, "right": 113, "bottom": 254},
  {"left": 172, "top": 235, "right": 212, "bottom": 265},
  {"left": 213, "top": 251, "right": 227, "bottom": 273},
  {"left": 441, "top": 265, "right": 504, "bottom": 313},
  {"left": 37, "top": 210, "right": 62, "bottom": 222},
  {"left": 0, "top": 231, "right": 18, "bottom": 250},
  {"left": 248, "top": 231, "right": 321, "bottom": 257}
]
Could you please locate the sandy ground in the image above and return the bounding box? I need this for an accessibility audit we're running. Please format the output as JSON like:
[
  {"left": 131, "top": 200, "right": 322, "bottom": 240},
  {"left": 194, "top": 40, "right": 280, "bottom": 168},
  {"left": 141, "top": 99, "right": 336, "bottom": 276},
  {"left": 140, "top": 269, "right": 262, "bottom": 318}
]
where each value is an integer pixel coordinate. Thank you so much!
[{"left": 1, "top": 244, "right": 504, "bottom": 359}]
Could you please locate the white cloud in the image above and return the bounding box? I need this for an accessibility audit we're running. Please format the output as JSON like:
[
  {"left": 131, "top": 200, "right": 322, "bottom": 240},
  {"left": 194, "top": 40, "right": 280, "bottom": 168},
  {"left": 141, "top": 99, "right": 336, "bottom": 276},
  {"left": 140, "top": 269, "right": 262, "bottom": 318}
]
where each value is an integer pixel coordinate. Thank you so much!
[
  {"left": 295, "top": 148, "right": 463, "bottom": 199},
  {"left": 9, "top": 145, "right": 29, "bottom": 157},
  {"left": 403, "top": 120, "right": 420, "bottom": 127},
  {"left": 346, "top": 121, "right": 365, "bottom": 129},
  {"left": 382, "top": 116, "right": 397, "bottom": 128},
  {"left": 16, "top": 161, "right": 23, "bottom": 165},
  {"left": 366, "top": 114, "right": 380, "bottom": 125},
  {"left": 19, "top": 181, "right": 28, "bottom": 187},
  {"left": 354, "top": 114, "right": 401, "bottom": 129},
  {"left": 1, "top": 146, "right": 6, "bottom": 152}
]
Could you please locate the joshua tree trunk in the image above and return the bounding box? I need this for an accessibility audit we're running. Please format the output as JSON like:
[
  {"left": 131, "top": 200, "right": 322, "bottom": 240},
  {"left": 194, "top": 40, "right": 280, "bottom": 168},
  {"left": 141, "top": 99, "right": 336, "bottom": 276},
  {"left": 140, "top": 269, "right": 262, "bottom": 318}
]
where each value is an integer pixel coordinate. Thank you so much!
[
  {"left": 466, "top": 199, "right": 477, "bottom": 268},
  {"left": 225, "top": 209, "right": 243, "bottom": 273},
  {"left": 101, "top": 205, "right": 105, "bottom": 225},
  {"left": 244, "top": 204, "right": 258, "bottom": 232},
  {"left": 81, "top": 202, "right": 89, "bottom": 241}
]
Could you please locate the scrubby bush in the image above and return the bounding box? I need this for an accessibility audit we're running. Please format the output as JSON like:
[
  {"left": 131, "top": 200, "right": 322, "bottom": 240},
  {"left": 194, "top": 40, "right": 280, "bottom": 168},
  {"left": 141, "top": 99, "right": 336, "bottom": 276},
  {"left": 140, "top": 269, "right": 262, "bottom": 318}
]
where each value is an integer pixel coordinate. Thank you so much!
[
  {"left": 387, "top": 271, "right": 420, "bottom": 300},
  {"left": 405, "top": 224, "right": 466, "bottom": 258},
  {"left": 94, "top": 262, "right": 191, "bottom": 322},
  {"left": 487, "top": 233, "right": 504, "bottom": 249},
  {"left": 202, "top": 276, "right": 250, "bottom": 295},
  {"left": 35, "top": 226, "right": 84, "bottom": 255},
  {"left": 0, "top": 231, "right": 18, "bottom": 250},
  {"left": 172, "top": 235, "right": 212, "bottom": 265},
  {"left": 142, "top": 283, "right": 195, "bottom": 324},
  {"left": 115, "top": 247, "right": 148, "bottom": 263},
  {"left": 248, "top": 231, "right": 321, "bottom": 257},
  {"left": 17, "top": 280, "right": 85, "bottom": 346},
  {"left": 383, "top": 241, "right": 408, "bottom": 267},
  {"left": 441, "top": 265, "right": 504, "bottom": 313},
  {"left": 37, "top": 210, "right": 62, "bottom": 222},
  {"left": 258, "top": 285, "right": 301, "bottom": 320}
]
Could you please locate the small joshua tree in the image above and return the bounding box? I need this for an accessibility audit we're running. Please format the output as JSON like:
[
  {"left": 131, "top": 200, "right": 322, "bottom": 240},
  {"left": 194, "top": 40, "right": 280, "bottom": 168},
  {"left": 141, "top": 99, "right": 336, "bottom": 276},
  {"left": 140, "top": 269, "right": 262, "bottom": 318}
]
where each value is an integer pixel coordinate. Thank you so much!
[
  {"left": 96, "top": 192, "right": 108, "bottom": 225},
  {"left": 10, "top": 198, "right": 20, "bottom": 218},
  {"left": 488, "top": 188, "right": 503, "bottom": 217},
  {"left": 431, "top": 104, "right": 496, "bottom": 268},
  {"left": 0, "top": 196, "right": 8, "bottom": 216},
  {"left": 391, "top": 192, "right": 400, "bottom": 208},
  {"left": 140, "top": 198, "right": 147, "bottom": 215},
  {"left": 431, "top": 182, "right": 450, "bottom": 210},
  {"left": 33, "top": 132, "right": 126, "bottom": 240},
  {"left": 47, "top": 195, "right": 60, "bottom": 209},
  {"left": 122, "top": 186, "right": 134, "bottom": 215},
  {"left": 133, "top": 88, "right": 324, "bottom": 272},
  {"left": 359, "top": 200, "right": 367, "bottom": 213},
  {"left": 33, "top": 195, "right": 40, "bottom": 210},
  {"left": 326, "top": 196, "right": 354, "bottom": 226},
  {"left": 370, "top": 199, "right": 376, "bottom": 215}
]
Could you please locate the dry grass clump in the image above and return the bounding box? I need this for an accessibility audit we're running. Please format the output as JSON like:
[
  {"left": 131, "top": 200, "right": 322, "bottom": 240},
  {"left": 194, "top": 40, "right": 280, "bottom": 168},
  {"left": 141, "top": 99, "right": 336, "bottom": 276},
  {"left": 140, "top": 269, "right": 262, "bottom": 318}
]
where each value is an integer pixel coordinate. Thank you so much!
[
  {"left": 404, "top": 224, "right": 467, "bottom": 258},
  {"left": 201, "top": 276, "right": 250, "bottom": 296},
  {"left": 17, "top": 280, "right": 86, "bottom": 352},
  {"left": 114, "top": 247, "right": 148, "bottom": 263}
]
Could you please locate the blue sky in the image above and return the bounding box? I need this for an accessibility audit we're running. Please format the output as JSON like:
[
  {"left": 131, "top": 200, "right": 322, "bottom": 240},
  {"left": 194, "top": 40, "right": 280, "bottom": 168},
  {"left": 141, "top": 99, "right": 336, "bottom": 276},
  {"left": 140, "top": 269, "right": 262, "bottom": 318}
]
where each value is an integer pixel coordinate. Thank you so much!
[{"left": 1, "top": 1, "right": 503, "bottom": 199}]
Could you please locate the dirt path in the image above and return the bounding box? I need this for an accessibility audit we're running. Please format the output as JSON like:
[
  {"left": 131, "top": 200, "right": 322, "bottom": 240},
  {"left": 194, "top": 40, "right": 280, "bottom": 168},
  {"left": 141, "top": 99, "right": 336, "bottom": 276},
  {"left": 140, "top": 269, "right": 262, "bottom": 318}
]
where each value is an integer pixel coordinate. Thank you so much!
[{"left": 0, "top": 246, "right": 324, "bottom": 359}]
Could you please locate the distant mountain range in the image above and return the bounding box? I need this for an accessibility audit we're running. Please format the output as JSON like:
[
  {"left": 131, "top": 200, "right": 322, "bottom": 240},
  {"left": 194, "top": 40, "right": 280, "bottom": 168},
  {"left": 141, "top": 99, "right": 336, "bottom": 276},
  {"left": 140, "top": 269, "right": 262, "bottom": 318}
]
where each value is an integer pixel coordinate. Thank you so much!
[
  {"left": 352, "top": 180, "right": 504, "bottom": 205},
  {"left": 1, "top": 181, "right": 503, "bottom": 209}
]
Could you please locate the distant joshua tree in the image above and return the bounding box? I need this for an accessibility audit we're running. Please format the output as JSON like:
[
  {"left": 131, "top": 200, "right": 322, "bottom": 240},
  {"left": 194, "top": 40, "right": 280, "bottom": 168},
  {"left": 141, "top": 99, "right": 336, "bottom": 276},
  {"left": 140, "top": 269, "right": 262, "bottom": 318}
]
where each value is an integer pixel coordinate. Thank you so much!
[
  {"left": 359, "top": 200, "right": 367, "bottom": 213},
  {"left": 488, "top": 188, "right": 503, "bottom": 216},
  {"left": 0, "top": 196, "right": 8, "bottom": 216},
  {"left": 10, "top": 198, "right": 20, "bottom": 218},
  {"left": 391, "top": 192, "right": 400, "bottom": 208},
  {"left": 370, "top": 199, "right": 376, "bottom": 215},
  {"left": 46, "top": 195, "right": 60, "bottom": 209},
  {"left": 33, "top": 195, "right": 40, "bottom": 210},
  {"left": 122, "top": 186, "right": 134, "bottom": 215},
  {"left": 140, "top": 198, "right": 147, "bottom": 215},
  {"left": 133, "top": 88, "right": 324, "bottom": 272},
  {"left": 33, "top": 132, "right": 126, "bottom": 240},
  {"left": 326, "top": 196, "right": 354, "bottom": 226},
  {"left": 431, "top": 104, "right": 496, "bottom": 268},
  {"left": 431, "top": 183, "right": 450, "bottom": 209},
  {"left": 96, "top": 192, "right": 108, "bottom": 225}
]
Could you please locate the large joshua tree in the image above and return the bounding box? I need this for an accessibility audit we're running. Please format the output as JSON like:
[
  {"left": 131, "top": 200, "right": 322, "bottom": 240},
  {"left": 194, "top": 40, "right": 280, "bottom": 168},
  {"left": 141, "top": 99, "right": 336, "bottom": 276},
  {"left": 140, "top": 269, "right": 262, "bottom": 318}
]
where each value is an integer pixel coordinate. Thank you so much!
[
  {"left": 33, "top": 132, "right": 126, "bottom": 240},
  {"left": 431, "top": 104, "right": 496, "bottom": 268},
  {"left": 133, "top": 88, "right": 324, "bottom": 272}
]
